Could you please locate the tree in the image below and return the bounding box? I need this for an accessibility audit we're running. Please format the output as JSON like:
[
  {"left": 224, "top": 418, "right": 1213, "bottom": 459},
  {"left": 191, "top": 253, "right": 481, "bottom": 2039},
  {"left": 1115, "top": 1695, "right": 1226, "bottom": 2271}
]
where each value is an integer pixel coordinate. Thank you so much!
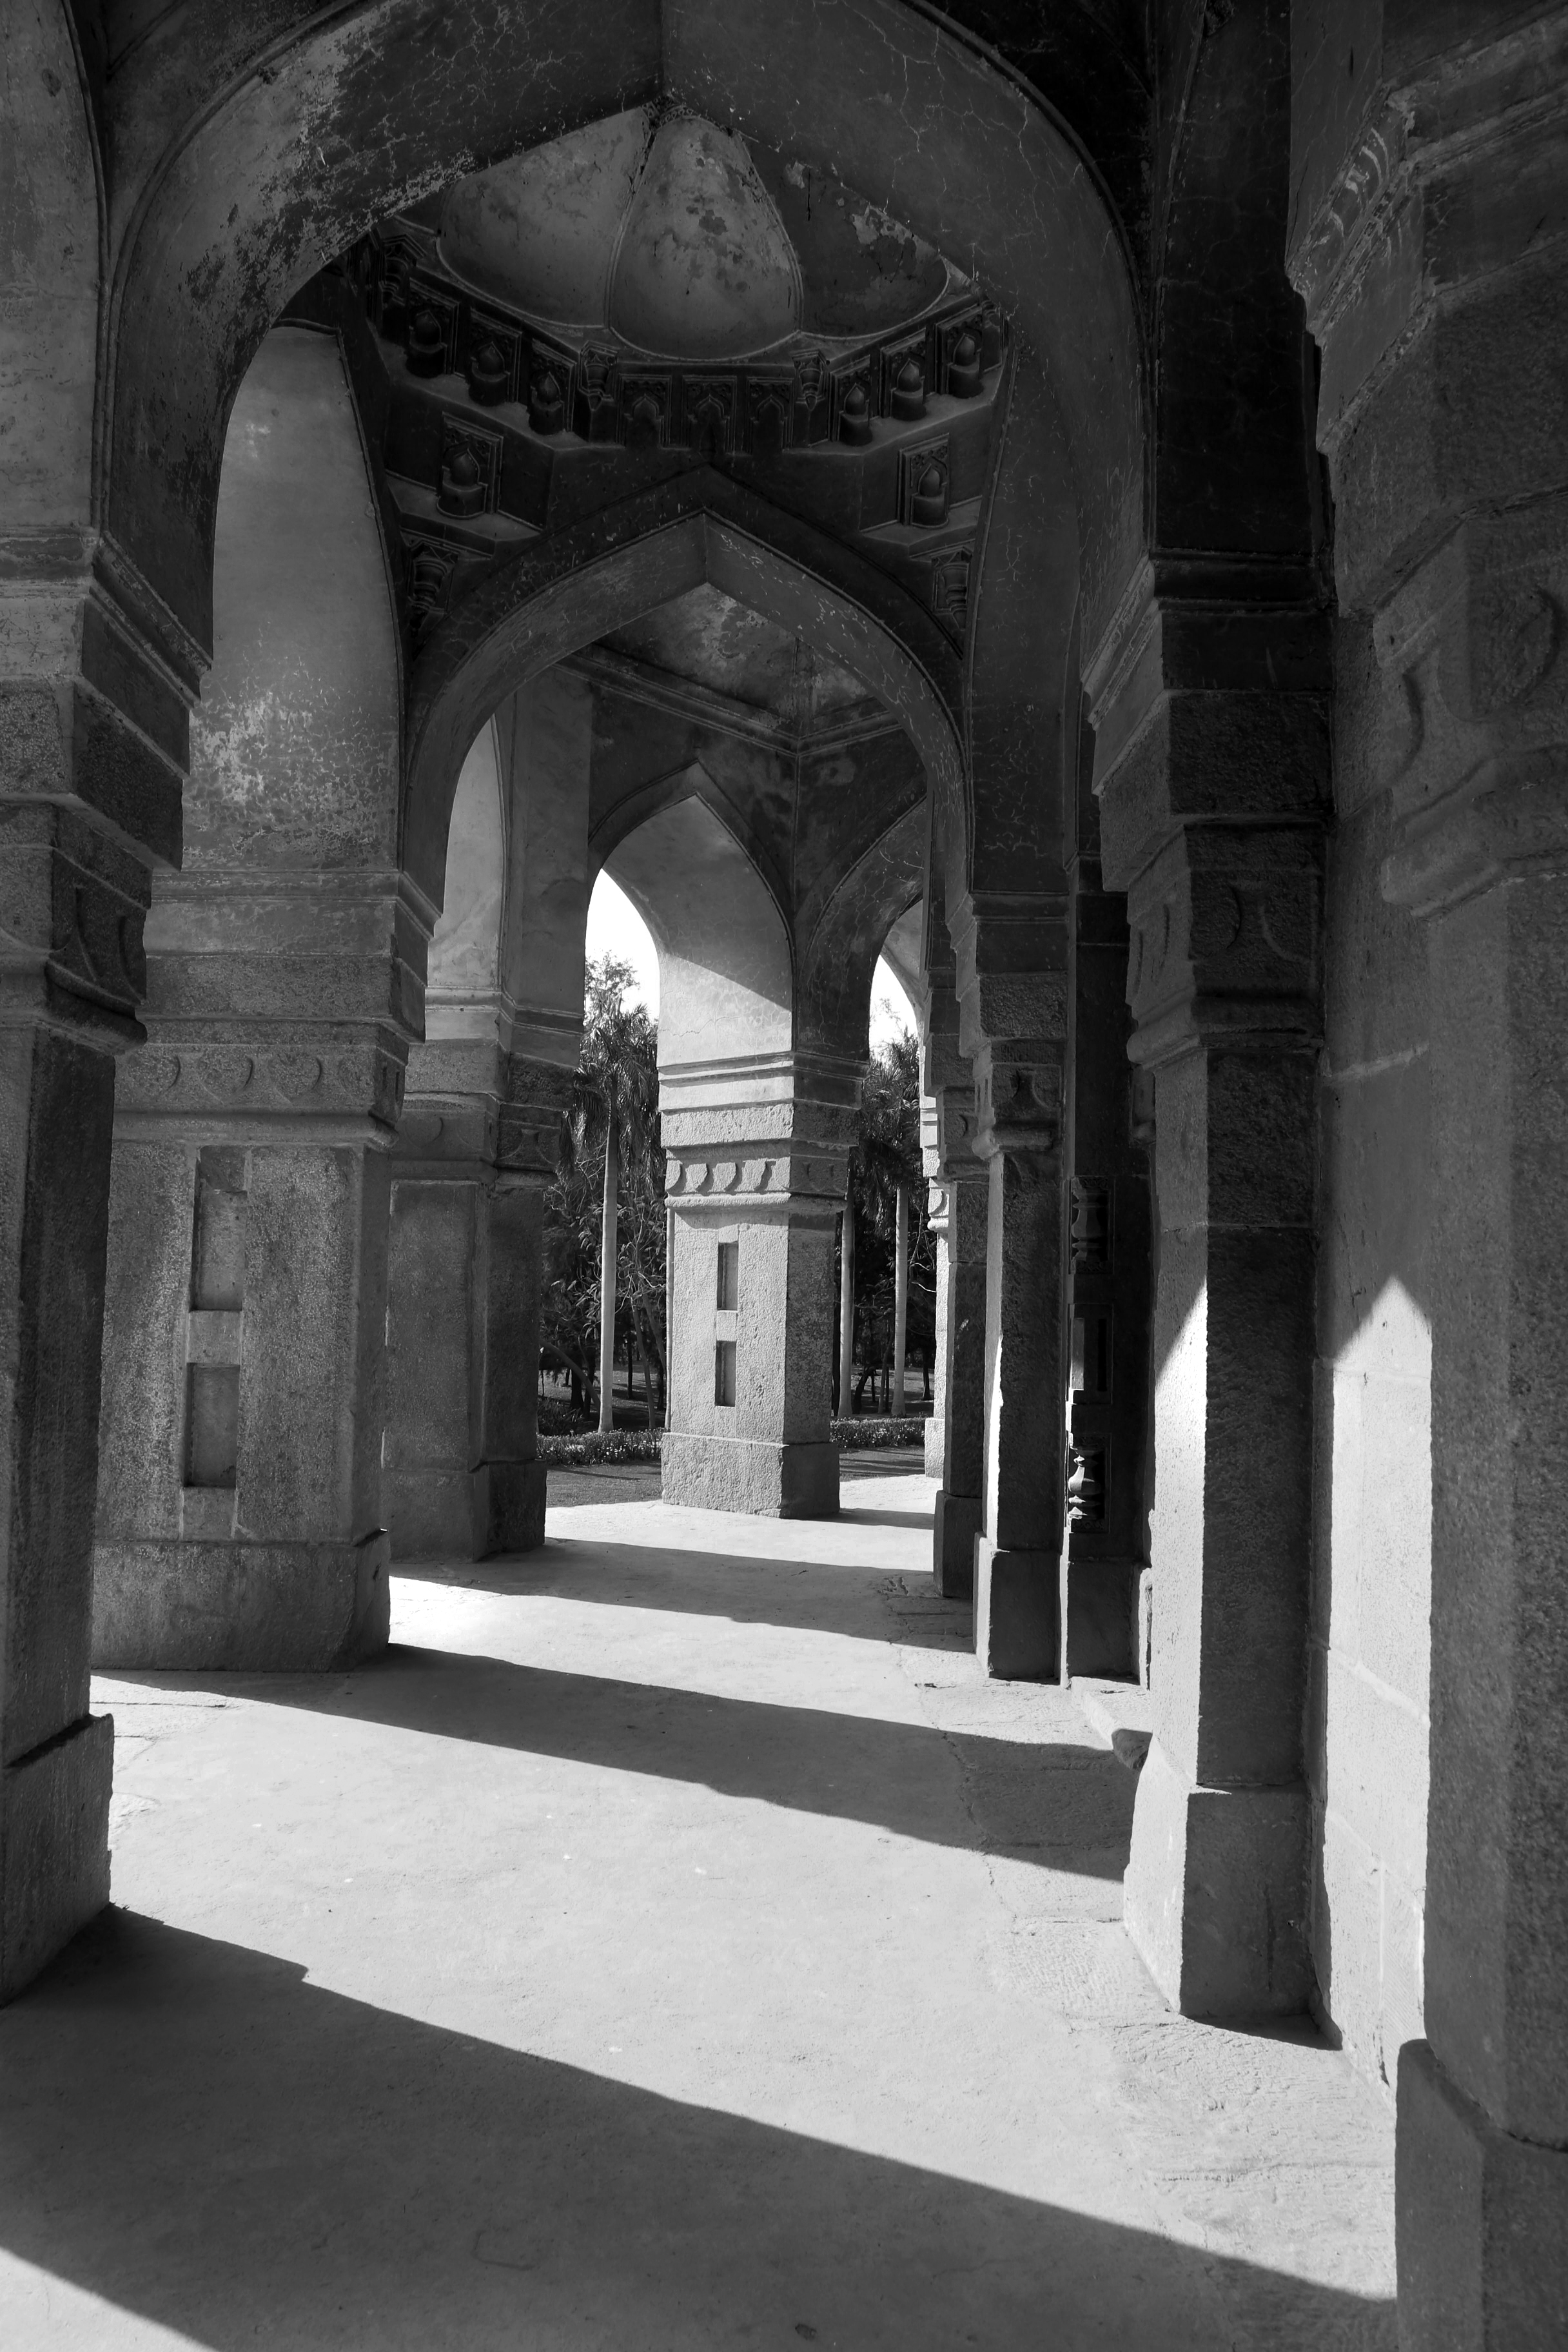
[
  {"left": 544, "top": 957, "right": 666, "bottom": 1427},
  {"left": 843, "top": 1033, "right": 934, "bottom": 1413}
]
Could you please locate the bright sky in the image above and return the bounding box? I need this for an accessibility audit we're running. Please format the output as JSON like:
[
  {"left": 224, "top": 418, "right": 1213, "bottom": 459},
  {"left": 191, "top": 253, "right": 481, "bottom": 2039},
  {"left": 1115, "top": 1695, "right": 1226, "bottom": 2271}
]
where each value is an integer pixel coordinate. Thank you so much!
[{"left": 584, "top": 870, "right": 916, "bottom": 1048}]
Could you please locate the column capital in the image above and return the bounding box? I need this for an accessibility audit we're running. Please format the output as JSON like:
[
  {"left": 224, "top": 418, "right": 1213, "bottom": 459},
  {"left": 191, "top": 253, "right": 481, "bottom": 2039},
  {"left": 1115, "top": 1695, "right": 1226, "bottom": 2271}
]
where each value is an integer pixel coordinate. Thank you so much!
[
  {"left": 1288, "top": 14, "right": 1568, "bottom": 615},
  {"left": 397, "top": 1042, "right": 576, "bottom": 1182},
  {"left": 1370, "top": 498, "right": 1568, "bottom": 919},
  {"left": 1088, "top": 565, "right": 1331, "bottom": 1073},
  {"left": 660, "top": 1048, "right": 862, "bottom": 1213}
]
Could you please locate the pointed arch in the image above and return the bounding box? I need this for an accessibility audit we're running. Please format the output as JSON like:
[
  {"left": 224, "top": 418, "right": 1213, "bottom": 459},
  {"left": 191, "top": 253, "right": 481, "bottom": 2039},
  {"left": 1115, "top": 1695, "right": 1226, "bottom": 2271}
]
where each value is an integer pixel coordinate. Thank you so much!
[
  {"left": 402, "top": 471, "right": 963, "bottom": 912},
  {"left": 103, "top": 0, "right": 1144, "bottom": 663}
]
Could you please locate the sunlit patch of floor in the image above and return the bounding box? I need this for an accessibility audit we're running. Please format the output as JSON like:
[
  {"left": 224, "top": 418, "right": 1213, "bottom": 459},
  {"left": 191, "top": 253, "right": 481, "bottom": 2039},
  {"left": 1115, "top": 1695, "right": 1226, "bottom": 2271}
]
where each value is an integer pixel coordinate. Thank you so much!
[{"left": 0, "top": 1473, "right": 1395, "bottom": 2349}]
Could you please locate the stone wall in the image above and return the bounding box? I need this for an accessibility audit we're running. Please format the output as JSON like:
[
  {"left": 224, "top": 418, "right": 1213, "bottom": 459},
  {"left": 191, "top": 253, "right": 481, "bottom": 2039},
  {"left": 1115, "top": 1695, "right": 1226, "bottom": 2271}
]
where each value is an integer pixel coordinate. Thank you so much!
[{"left": 1308, "top": 614, "right": 1433, "bottom": 2094}]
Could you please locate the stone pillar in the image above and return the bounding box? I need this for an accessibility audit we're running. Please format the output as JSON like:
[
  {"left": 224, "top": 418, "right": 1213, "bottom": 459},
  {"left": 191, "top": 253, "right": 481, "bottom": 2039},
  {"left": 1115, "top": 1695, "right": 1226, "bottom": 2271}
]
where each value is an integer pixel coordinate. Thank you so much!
[
  {"left": 92, "top": 878, "right": 419, "bottom": 1670},
  {"left": 1093, "top": 574, "right": 1329, "bottom": 2015},
  {"left": 950, "top": 902, "right": 1070, "bottom": 1679},
  {"left": 1059, "top": 711, "right": 1154, "bottom": 1680},
  {"left": 1290, "top": 13, "right": 1568, "bottom": 2329},
  {"left": 919, "top": 992, "right": 986, "bottom": 1598},
  {"left": 660, "top": 1053, "right": 858, "bottom": 1519},
  {"left": 0, "top": 551, "right": 194, "bottom": 1995},
  {"left": 386, "top": 1044, "right": 570, "bottom": 1559}
]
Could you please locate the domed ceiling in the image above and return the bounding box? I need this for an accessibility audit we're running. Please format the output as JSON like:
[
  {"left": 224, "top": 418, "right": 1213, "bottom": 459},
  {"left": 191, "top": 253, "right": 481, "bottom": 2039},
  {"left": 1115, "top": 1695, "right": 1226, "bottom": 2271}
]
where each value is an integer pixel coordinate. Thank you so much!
[{"left": 433, "top": 107, "right": 961, "bottom": 363}]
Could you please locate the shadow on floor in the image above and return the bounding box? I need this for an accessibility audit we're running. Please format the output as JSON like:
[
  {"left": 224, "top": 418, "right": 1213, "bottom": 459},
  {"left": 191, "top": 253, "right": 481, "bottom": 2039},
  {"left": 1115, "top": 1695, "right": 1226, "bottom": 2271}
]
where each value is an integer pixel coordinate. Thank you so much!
[
  {"left": 110, "top": 1647, "right": 1137, "bottom": 1877},
  {"left": 398, "top": 1540, "right": 972, "bottom": 1652},
  {"left": 834, "top": 1504, "right": 936, "bottom": 1529},
  {"left": 0, "top": 1910, "right": 1396, "bottom": 2352}
]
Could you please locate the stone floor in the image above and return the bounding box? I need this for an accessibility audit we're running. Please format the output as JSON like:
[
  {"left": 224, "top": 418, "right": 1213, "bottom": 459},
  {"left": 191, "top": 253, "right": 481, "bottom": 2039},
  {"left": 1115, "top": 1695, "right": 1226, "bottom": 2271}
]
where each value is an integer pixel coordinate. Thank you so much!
[{"left": 0, "top": 1473, "right": 1396, "bottom": 2349}]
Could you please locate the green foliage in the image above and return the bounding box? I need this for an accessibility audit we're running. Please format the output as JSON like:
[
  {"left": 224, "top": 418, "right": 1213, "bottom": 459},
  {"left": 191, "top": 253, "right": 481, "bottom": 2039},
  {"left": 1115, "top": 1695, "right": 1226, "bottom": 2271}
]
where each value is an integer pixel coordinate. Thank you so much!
[{"left": 540, "top": 956, "right": 666, "bottom": 1413}]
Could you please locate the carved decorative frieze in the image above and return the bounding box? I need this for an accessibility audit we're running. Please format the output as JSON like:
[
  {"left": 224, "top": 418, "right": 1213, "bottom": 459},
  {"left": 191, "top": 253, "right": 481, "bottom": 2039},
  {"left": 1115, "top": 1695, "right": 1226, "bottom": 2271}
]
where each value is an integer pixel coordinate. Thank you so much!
[
  {"left": 117, "top": 1038, "right": 406, "bottom": 1129},
  {"left": 898, "top": 435, "right": 950, "bottom": 529},
  {"left": 619, "top": 370, "right": 674, "bottom": 450},
  {"left": 438, "top": 416, "right": 502, "bottom": 516},
  {"left": 664, "top": 1150, "right": 848, "bottom": 1206},
  {"left": 680, "top": 375, "right": 737, "bottom": 459}
]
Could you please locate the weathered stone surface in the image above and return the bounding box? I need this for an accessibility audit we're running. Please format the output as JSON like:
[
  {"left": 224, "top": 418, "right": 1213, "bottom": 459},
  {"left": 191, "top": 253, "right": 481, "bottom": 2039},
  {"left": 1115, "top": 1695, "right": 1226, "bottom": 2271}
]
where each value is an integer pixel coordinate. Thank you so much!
[{"left": 93, "top": 1536, "right": 389, "bottom": 1672}]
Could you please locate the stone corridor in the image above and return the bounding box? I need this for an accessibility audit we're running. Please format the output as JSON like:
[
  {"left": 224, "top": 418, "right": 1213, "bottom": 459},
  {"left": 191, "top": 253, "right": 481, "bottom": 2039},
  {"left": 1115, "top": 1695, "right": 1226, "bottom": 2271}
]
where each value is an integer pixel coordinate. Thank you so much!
[{"left": 1, "top": 1473, "right": 1395, "bottom": 2350}]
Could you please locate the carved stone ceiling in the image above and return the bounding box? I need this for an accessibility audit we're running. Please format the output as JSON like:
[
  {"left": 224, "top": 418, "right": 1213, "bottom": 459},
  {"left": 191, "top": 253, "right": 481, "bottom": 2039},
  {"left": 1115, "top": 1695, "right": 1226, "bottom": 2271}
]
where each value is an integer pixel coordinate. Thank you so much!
[{"left": 430, "top": 106, "right": 963, "bottom": 362}]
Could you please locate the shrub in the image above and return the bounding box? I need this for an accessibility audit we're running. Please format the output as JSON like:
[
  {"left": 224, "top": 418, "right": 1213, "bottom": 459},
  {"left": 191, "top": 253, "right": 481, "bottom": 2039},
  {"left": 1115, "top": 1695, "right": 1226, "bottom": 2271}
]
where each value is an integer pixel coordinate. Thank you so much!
[
  {"left": 832, "top": 1416, "right": 929, "bottom": 1451},
  {"left": 538, "top": 1430, "right": 663, "bottom": 1466}
]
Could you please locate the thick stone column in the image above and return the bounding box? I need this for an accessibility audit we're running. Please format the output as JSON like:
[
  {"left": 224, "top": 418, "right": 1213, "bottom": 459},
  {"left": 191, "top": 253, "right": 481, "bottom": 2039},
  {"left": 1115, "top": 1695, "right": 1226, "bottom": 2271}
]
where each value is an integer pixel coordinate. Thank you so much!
[
  {"left": 1059, "top": 715, "right": 1154, "bottom": 1680},
  {"left": 919, "top": 990, "right": 985, "bottom": 1599},
  {"left": 0, "top": 548, "right": 193, "bottom": 1995},
  {"left": 660, "top": 1053, "right": 857, "bottom": 1519},
  {"left": 950, "top": 901, "right": 1070, "bottom": 1680},
  {"left": 92, "top": 878, "right": 419, "bottom": 1669},
  {"left": 1291, "top": 13, "right": 1568, "bottom": 2330},
  {"left": 1093, "top": 571, "right": 1330, "bottom": 2015},
  {"left": 386, "top": 1044, "right": 569, "bottom": 1559}
]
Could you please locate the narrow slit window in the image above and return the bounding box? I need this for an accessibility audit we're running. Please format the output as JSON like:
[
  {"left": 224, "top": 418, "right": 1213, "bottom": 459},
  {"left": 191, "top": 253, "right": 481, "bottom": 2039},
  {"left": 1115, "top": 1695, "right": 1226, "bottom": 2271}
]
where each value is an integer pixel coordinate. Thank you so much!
[
  {"left": 716, "top": 1241, "right": 739, "bottom": 1311},
  {"left": 714, "top": 1338, "right": 737, "bottom": 1407}
]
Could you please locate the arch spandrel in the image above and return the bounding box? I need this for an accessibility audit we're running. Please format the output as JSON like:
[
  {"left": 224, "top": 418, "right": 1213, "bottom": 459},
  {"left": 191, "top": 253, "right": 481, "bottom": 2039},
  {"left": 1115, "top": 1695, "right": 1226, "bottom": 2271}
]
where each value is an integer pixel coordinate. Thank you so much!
[
  {"left": 106, "top": 4, "right": 662, "bottom": 639},
  {"left": 796, "top": 799, "right": 927, "bottom": 1062},
  {"left": 402, "top": 473, "right": 963, "bottom": 917},
  {"left": 3, "top": 5, "right": 103, "bottom": 540}
]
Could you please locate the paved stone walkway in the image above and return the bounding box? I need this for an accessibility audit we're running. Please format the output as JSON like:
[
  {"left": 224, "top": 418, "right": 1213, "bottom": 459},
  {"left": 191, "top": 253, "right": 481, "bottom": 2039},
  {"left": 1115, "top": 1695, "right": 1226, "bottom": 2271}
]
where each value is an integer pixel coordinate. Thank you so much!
[{"left": 0, "top": 1475, "right": 1396, "bottom": 2348}]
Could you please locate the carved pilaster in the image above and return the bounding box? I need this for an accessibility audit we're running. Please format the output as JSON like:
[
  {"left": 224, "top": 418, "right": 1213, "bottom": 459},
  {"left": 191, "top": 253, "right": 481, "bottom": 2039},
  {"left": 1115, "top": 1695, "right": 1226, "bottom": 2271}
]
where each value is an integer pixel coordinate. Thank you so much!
[
  {"left": 1089, "top": 557, "right": 1330, "bottom": 2017},
  {"left": 1291, "top": 21, "right": 1568, "bottom": 2326},
  {"left": 0, "top": 540, "right": 201, "bottom": 1997}
]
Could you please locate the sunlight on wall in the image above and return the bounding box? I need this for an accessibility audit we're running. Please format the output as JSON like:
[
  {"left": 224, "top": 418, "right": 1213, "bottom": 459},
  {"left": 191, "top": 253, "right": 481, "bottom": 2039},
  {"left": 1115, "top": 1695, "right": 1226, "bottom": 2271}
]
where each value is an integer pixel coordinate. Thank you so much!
[
  {"left": 586, "top": 868, "right": 660, "bottom": 1014},
  {"left": 871, "top": 956, "right": 916, "bottom": 1048}
]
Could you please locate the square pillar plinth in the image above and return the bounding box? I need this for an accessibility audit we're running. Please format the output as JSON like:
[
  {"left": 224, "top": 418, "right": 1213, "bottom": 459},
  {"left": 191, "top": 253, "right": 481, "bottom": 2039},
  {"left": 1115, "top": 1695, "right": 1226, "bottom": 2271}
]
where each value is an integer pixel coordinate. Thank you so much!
[
  {"left": 0, "top": 1017, "right": 122, "bottom": 1998},
  {"left": 926, "top": 1173, "right": 986, "bottom": 1600},
  {"left": 94, "top": 1121, "right": 397, "bottom": 1671},
  {"left": 1397, "top": 2041, "right": 1568, "bottom": 2350},
  {"left": 663, "top": 1190, "right": 841, "bottom": 1521},
  {"left": 386, "top": 1170, "right": 548, "bottom": 1560},
  {"left": 972, "top": 1139, "right": 1066, "bottom": 1680}
]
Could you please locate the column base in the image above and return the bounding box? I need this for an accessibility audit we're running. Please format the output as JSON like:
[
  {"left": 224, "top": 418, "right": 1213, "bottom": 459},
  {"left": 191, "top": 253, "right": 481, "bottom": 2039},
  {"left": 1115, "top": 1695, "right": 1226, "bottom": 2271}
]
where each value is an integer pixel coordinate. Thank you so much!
[
  {"left": 974, "top": 1536, "right": 1058, "bottom": 1680},
  {"left": 932, "top": 1491, "right": 981, "bottom": 1599},
  {"left": 661, "top": 1433, "right": 839, "bottom": 1519},
  {"left": 1, "top": 1712, "right": 113, "bottom": 2003},
  {"left": 92, "top": 1531, "right": 391, "bottom": 1671},
  {"left": 388, "top": 1461, "right": 546, "bottom": 1561},
  {"left": 1059, "top": 1553, "right": 1137, "bottom": 1680},
  {"left": 1397, "top": 2039, "right": 1568, "bottom": 2349},
  {"left": 472, "top": 1458, "right": 547, "bottom": 1556},
  {"left": 1124, "top": 1738, "right": 1310, "bottom": 2017}
]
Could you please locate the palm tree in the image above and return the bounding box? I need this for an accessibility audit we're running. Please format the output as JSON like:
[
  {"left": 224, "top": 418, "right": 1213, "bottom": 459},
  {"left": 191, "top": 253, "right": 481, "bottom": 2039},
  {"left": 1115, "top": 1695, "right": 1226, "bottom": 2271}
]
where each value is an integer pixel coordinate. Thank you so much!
[
  {"left": 565, "top": 957, "right": 660, "bottom": 1432},
  {"left": 847, "top": 1032, "right": 928, "bottom": 1413}
]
